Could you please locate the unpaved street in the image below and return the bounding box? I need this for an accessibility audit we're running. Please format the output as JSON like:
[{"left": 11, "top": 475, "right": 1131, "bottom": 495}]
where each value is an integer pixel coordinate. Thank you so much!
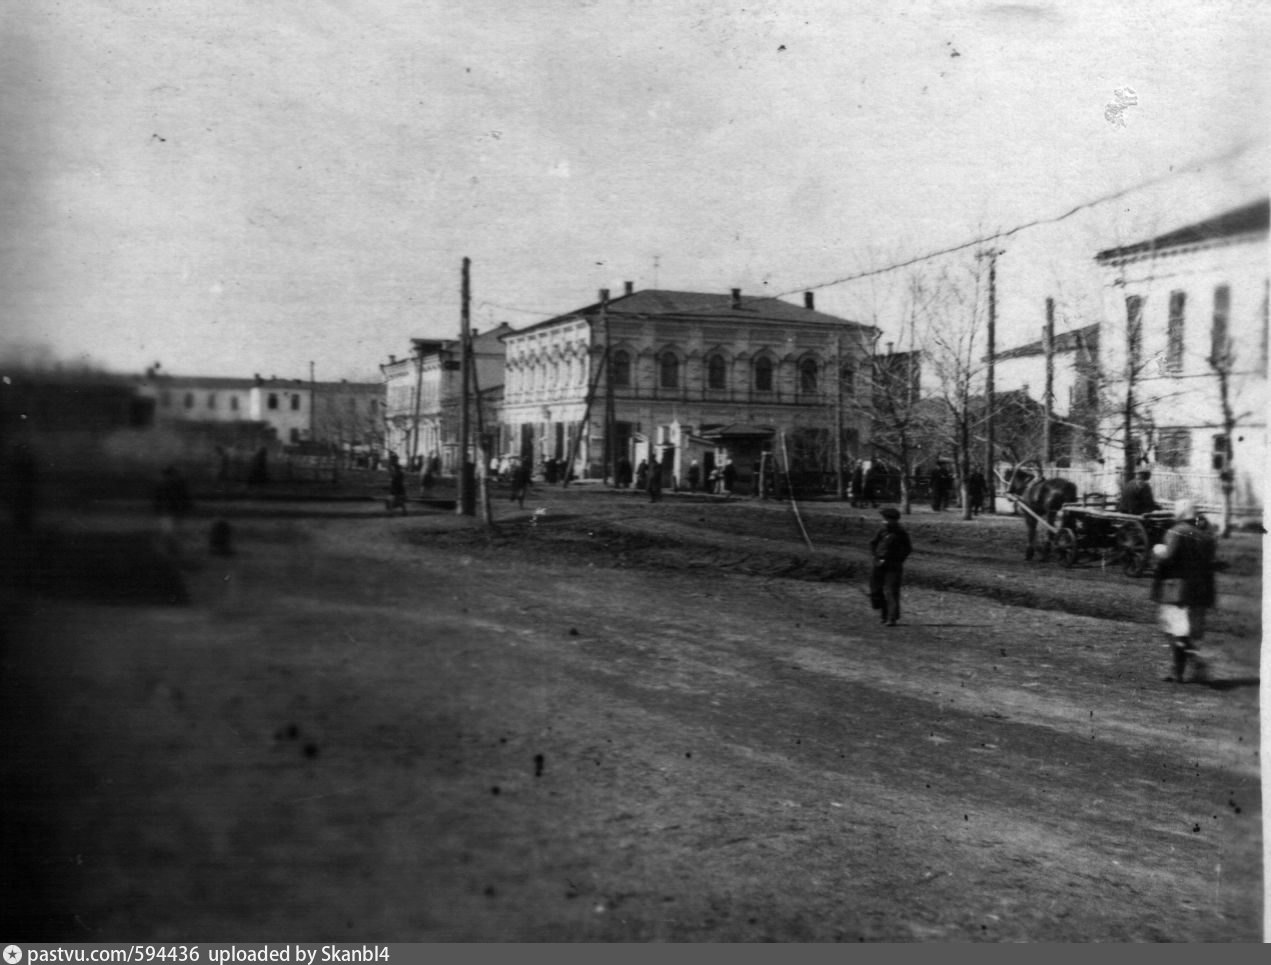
[{"left": 1, "top": 484, "right": 1261, "bottom": 941}]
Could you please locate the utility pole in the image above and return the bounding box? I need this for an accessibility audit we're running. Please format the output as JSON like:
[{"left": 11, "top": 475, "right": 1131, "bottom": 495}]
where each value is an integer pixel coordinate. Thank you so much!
[
  {"left": 467, "top": 337, "right": 494, "bottom": 526},
  {"left": 1043, "top": 297, "right": 1055, "bottom": 466},
  {"left": 410, "top": 340, "right": 424, "bottom": 466},
  {"left": 600, "top": 289, "right": 614, "bottom": 485},
  {"left": 309, "top": 360, "right": 315, "bottom": 442},
  {"left": 977, "top": 247, "right": 1004, "bottom": 512},
  {"left": 457, "top": 257, "right": 475, "bottom": 516},
  {"left": 834, "top": 333, "right": 845, "bottom": 500}
]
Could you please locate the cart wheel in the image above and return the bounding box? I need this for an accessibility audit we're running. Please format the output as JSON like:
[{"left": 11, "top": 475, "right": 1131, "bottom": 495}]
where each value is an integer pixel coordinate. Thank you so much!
[
  {"left": 1118, "top": 525, "right": 1149, "bottom": 577},
  {"left": 1055, "top": 528, "right": 1078, "bottom": 567}
]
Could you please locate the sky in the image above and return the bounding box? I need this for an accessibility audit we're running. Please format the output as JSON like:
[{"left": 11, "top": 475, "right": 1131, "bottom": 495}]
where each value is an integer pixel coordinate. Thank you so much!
[{"left": 1, "top": 0, "right": 1266, "bottom": 381}]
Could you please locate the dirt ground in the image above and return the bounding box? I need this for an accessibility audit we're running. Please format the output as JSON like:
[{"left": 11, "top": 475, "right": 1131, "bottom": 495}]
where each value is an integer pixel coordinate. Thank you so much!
[{"left": 0, "top": 479, "right": 1263, "bottom": 941}]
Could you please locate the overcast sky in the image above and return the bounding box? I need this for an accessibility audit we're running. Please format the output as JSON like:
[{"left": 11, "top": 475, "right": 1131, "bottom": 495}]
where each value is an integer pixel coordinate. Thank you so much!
[{"left": 2, "top": 0, "right": 1266, "bottom": 380}]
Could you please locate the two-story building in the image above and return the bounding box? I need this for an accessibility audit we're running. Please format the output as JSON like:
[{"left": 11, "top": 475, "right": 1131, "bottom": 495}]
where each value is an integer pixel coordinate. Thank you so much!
[
  {"left": 499, "top": 286, "right": 878, "bottom": 492},
  {"left": 1093, "top": 198, "right": 1268, "bottom": 519},
  {"left": 380, "top": 324, "right": 513, "bottom": 472}
]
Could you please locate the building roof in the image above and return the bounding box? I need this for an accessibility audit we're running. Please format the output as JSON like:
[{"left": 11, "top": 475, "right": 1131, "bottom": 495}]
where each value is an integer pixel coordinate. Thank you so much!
[
  {"left": 995, "top": 323, "right": 1100, "bottom": 362},
  {"left": 505, "top": 288, "right": 872, "bottom": 337},
  {"left": 1095, "top": 198, "right": 1269, "bottom": 263}
]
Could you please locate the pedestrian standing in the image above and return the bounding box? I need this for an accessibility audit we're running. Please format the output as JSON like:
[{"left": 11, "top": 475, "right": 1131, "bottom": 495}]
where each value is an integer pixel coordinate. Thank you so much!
[
  {"left": 510, "top": 460, "right": 532, "bottom": 508},
  {"left": 868, "top": 507, "right": 912, "bottom": 627},
  {"left": 1151, "top": 499, "right": 1220, "bottom": 683},
  {"left": 967, "top": 468, "right": 986, "bottom": 516},
  {"left": 387, "top": 461, "right": 408, "bottom": 514},
  {"left": 646, "top": 458, "right": 662, "bottom": 503}
]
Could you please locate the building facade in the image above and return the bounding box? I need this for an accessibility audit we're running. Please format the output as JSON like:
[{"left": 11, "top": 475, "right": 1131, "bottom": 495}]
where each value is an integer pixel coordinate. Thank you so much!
[
  {"left": 1094, "top": 198, "right": 1268, "bottom": 518},
  {"left": 139, "top": 372, "right": 382, "bottom": 450},
  {"left": 380, "top": 324, "right": 512, "bottom": 471},
  {"left": 499, "top": 287, "right": 878, "bottom": 492}
]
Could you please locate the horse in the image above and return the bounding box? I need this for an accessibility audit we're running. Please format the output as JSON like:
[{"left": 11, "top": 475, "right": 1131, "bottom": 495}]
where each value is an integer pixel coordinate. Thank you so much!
[{"left": 1007, "top": 467, "right": 1078, "bottom": 561}]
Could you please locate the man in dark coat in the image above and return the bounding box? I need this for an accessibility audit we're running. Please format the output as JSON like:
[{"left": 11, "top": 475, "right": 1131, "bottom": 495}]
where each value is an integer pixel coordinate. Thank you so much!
[
  {"left": 1151, "top": 499, "right": 1220, "bottom": 683},
  {"left": 1118, "top": 470, "right": 1159, "bottom": 515},
  {"left": 868, "top": 507, "right": 913, "bottom": 627},
  {"left": 646, "top": 458, "right": 662, "bottom": 503}
]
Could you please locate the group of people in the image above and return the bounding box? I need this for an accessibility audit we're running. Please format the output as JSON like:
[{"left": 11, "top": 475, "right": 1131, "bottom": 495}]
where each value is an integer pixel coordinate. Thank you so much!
[{"left": 862, "top": 485, "right": 1225, "bottom": 686}]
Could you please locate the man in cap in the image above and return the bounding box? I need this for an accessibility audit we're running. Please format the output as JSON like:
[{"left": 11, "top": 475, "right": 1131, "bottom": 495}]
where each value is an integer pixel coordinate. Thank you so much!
[
  {"left": 1117, "top": 469, "right": 1160, "bottom": 515},
  {"left": 868, "top": 507, "right": 912, "bottom": 627},
  {"left": 1151, "top": 498, "right": 1220, "bottom": 683}
]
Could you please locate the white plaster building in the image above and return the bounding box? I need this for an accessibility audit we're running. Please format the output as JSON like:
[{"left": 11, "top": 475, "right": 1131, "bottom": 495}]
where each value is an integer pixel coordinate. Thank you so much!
[
  {"left": 499, "top": 286, "right": 878, "bottom": 493},
  {"left": 1093, "top": 198, "right": 1268, "bottom": 519},
  {"left": 380, "top": 324, "right": 512, "bottom": 471}
]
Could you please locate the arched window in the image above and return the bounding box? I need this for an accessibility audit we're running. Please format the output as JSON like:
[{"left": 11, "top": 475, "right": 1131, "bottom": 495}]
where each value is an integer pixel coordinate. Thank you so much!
[
  {"left": 611, "top": 350, "right": 631, "bottom": 387},
  {"left": 707, "top": 354, "right": 727, "bottom": 390},
  {"left": 799, "top": 358, "right": 818, "bottom": 394},
  {"left": 840, "top": 360, "right": 856, "bottom": 398},
  {"left": 659, "top": 352, "right": 679, "bottom": 389},
  {"left": 754, "top": 356, "right": 774, "bottom": 392}
]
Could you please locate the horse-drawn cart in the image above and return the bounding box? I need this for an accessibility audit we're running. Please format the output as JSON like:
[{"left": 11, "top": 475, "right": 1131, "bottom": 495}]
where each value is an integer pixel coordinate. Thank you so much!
[
  {"left": 1004, "top": 490, "right": 1173, "bottom": 576},
  {"left": 1050, "top": 504, "right": 1174, "bottom": 576}
]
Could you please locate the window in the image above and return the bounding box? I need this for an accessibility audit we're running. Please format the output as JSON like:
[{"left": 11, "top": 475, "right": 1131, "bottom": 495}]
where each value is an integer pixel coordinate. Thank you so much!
[
  {"left": 611, "top": 350, "right": 631, "bottom": 387},
  {"left": 290, "top": 428, "right": 301, "bottom": 443},
  {"left": 707, "top": 354, "right": 726, "bottom": 390},
  {"left": 659, "top": 352, "right": 679, "bottom": 389},
  {"left": 291, "top": 395, "right": 300, "bottom": 411},
  {"left": 1212, "top": 434, "right": 1232, "bottom": 471},
  {"left": 208, "top": 393, "right": 217, "bottom": 409},
  {"left": 1157, "top": 428, "right": 1192, "bottom": 468},
  {"left": 370, "top": 399, "right": 378, "bottom": 413},
  {"left": 268, "top": 393, "right": 278, "bottom": 410},
  {"left": 799, "top": 358, "right": 818, "bottom": 394},
  {"left": 754, "top": 356, "right": 774, "bottom": 392},
  {"left": 230, "top": 396, "right": 239, "bottom": 411},
  {"left": 1166, "top": 290, "right": 1185, "bottom": 373},
  {"left": 840, "top": 360, "right": 856, "bottom": 397},
  {"left": 1211, "top": 284, "right": 1231, "bottom": 366},
  {"left": 1126, "top": 295, "right": 1144, "bottom": 372},
  {"left": 184, "top": 392, "right": 194, "bottom": 409}
]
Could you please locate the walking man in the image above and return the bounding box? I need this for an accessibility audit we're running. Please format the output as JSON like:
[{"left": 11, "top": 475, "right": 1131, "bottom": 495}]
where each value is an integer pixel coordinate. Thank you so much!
[
  {"left": 1151, "top": 499, "right": 1220, "bottom": 683},
  {"left": 868, "top": 507, "right": 912, "bottom": 627}
]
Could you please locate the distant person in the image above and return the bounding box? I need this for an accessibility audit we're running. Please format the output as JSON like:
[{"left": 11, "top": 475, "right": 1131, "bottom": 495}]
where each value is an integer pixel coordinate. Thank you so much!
[
  {"left": 687, "top": 460, "right": 701, "bottom": 492},
  {"left": 967, "top": 468, "right": 987, "bottom": 516},
  {"left": 510, "top": 460, "right": 532, "bottom": 509},
  {"left": 722, "top": 461, "right": 737, "bottom": 496},
  {"left": 1118, "top": 469, "right": 1159, "bottom": 516},
  {"left": 247, "top": 447, "right": 269, "bottom": 485},
  {"left": 1151, "top": 499, "right": 1220, "bottom": 683},
  {"left": 868, "top": 507, "right": 912, "bottom": 627},
  {"left": 616, "top": 456, "right": 633, "bottom": 488},
  {"left": 635, "top": 460, "right": 649, "bottom": 491},
  {"left": 154, "top": 465, "right": 193, "bottom": 556},
  {"left": 386, "top": 462, "right": 408, "bottom": 515},
  {"left": 646, "top": 458, "right": 663, "bottom": 503},
  {"left": 931, "top": 462, "right": 953, "bottom": 511}
]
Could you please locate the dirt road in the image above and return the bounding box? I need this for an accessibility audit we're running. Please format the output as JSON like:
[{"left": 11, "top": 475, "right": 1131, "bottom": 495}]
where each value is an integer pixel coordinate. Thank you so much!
[{"left": 1, "top": 484, "right": 1261, "bottom": 941}]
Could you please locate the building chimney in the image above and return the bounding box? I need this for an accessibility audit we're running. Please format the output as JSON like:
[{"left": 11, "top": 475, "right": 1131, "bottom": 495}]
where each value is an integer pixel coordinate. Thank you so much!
[
  {"left": 804, "top": 291, "right": 815, "bottom": 310},
  {"left": 624, "top": 280, "right": 634, "bottom": 296},
  {"left": 389, "top": 354, "right": 396, "bottom": 364},
  {"left": 731, "top": 288, "right": 742, "bottom": 309}
]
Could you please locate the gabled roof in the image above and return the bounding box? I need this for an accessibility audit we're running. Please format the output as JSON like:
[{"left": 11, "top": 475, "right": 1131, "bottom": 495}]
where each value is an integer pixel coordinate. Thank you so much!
[
  {"left": 505, "top": 289, "right": 871, "bottom": 337},
  {"left": 995, "top": 323, "right": 1100, "bottom": 362},
  {"left": 1095, "top": 199, "right": 1269, "bottom": 263}
]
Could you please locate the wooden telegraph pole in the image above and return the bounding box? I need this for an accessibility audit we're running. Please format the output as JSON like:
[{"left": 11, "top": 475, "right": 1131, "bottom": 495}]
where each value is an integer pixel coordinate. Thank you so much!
[
  {"left": 457, "top": 257, "right": 475, "bottom": 516},
  {"left": 978, "top": 247, "right": 1004, "bottom": 512},
  {"left": 600, "top": 289, "right": 614, "bottom": 485},
  {"left": 1043, "top": 297, "right": 1055, "bottom": 466},
  {"left": 834, "top": 333, "right": 845, "bottom": 500}
]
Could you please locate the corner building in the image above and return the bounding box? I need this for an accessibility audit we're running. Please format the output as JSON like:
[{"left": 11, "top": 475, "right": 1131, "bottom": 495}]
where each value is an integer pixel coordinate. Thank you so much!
[{"left": 500, "top": 287, "right": 879, "bottom": 493}]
